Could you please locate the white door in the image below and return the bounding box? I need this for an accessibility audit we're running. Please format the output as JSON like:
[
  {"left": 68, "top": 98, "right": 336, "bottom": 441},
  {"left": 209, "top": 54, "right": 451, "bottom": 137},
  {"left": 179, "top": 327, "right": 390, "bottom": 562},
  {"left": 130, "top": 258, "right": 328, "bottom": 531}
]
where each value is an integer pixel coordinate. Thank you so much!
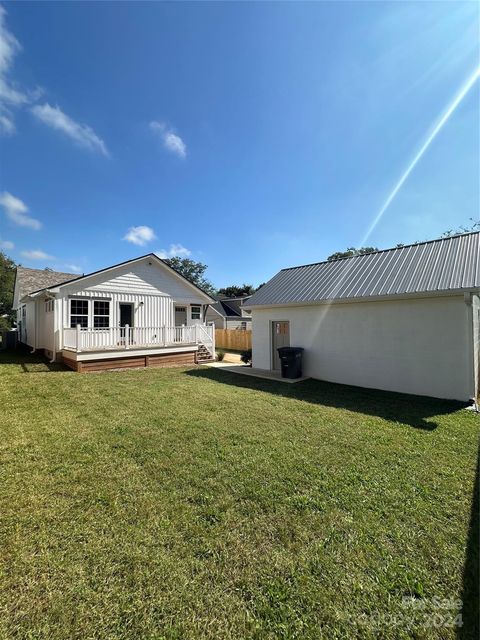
[
  {"left": 175, "top": 306, "right": 187, "bottom": 326},
  {"left": 271, "top": 321, "right": 290, "bottom": 371}
]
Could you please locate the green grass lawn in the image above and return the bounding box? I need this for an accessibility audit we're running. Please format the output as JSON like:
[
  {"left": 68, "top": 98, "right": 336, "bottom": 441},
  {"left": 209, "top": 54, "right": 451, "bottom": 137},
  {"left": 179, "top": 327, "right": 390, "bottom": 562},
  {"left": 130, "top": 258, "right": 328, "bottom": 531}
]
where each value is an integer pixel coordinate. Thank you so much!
[{"left": 0, "top": 352, "right": 478, "bottom": 640}]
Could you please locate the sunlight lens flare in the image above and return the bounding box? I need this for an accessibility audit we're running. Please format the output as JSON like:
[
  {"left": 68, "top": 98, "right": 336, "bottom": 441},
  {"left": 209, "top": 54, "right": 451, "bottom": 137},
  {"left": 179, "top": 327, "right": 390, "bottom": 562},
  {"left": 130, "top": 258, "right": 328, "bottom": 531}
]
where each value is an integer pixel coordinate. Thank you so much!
[{"left": 360, "top": 65, "right": 480, "bottom": 245}]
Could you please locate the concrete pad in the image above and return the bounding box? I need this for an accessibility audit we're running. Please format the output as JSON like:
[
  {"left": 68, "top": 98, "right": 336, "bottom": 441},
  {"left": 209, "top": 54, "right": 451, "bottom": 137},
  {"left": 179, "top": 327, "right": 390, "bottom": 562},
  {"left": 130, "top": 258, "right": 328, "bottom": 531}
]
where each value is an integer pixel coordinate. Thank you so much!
[{"left": 203, "top": 362, "right": 309, "bottom": 383}]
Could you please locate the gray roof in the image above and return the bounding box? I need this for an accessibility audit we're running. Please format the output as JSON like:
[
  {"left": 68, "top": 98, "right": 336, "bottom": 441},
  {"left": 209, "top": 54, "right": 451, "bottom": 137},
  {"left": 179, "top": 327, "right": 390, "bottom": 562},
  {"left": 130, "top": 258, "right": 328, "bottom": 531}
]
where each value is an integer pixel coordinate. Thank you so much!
[
  {"left": 247, "top": 232, "right": 480, "bottom": 307},
  {"left": 15, "top": 267, "right": 78, "bottom": 300},
  {"left": 212, "top": 296, "right": 253, "bottom": 317},
  {"left": 211, "top": 300, "right": 241, "bottom": 317}
]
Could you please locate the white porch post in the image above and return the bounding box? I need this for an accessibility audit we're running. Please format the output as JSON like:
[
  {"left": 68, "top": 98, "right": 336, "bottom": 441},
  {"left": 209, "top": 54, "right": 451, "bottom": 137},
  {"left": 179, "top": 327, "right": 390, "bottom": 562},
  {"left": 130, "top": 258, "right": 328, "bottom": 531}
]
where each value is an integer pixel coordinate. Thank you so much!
[
  {"left": 210, "top": 322, "right": 215, "bottom": 354},
  {"left": 125, "top": 324, "right": 130, "bottom": 349},
  {"left": 76, "top": 324, "right": 82, "bottom": 353}
]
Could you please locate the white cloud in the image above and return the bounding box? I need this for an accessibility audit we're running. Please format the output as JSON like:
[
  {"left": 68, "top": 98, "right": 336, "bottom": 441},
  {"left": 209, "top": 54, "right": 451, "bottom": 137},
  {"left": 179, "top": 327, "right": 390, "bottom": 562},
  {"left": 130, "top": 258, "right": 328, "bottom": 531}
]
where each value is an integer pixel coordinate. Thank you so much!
[
  {"left": 0, "top": 5, "right": 33, "bottom": 134},
  {"left": 0, "top": 192, "right": 41, "bottom": 230},
  {"left": 156, "top": 243, "right": 191, "bottom": 259},
  {"left": 0, "top": 239, "right": 14, "bottom": 250},
  {"left": 63, "top": 263, "right": 82, "bottom": 274},
  {"left": 150, "top": 121, "right": 187, "bottom": 158},
  {"left": 21, "top": 249, "right": 54, "bottom": 260},
  {"left": 0, "top": 113, "right": 14, "bottom": 134},
  {"left": 31, "top": 103, "right": 109, "bottom": 156},
  {"left": 123, "top": 225, "right": 156, "bottom": 246},
  {"left": 0, "top": 7, "right": 105, "bottom": 149}
]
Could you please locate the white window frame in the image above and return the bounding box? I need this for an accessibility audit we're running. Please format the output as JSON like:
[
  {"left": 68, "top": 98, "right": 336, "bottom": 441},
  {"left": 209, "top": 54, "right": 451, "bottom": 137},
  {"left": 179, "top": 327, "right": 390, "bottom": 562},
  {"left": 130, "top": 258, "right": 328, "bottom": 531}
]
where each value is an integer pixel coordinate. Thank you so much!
[
  {"left": 191, "top": 305, "right": 201, "bottom": 320},
  {"left": 93, "top": 300, "right": 110, "bottom": 328},
  {"left": 70, "top": 299, "right": 89, "bottom": 328}
]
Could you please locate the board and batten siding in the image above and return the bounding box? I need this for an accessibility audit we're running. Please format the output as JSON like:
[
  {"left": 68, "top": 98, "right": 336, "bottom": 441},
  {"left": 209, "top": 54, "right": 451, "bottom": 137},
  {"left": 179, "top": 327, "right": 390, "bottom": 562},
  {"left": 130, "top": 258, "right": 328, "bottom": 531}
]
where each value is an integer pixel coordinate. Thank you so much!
[
  {"left": 252, "top": 295, "right": 474, "bottom": 401},
  {"left": 24, "top": 300, "right": 36, "bottom": 348},
  {"left": 58, "top": 290, "right": 174, "bottom": 331}
]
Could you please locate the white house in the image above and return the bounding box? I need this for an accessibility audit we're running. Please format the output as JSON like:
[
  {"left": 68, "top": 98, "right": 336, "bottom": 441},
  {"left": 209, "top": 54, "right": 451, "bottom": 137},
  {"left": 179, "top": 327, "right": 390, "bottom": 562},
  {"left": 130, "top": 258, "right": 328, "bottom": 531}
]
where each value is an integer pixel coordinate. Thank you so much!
[
  {"left": 245, "top": 232, "right": 480, "bottom": 401},
  {"left": 13, "top": 254, "right": 216, "bottom": 371}
]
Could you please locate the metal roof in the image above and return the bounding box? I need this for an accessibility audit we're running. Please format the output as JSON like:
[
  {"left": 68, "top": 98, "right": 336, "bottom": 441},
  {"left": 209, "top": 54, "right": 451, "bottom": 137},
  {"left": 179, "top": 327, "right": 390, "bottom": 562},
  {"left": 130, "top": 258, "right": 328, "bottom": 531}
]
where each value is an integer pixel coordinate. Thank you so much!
[{"left": 247, "top": 232, "right": 480, "bottom": 307}]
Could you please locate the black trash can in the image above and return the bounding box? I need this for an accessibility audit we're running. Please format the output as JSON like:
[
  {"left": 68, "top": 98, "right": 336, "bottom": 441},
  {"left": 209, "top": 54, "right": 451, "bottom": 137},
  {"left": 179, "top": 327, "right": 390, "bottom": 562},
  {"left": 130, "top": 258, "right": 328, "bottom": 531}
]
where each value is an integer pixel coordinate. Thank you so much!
[{"left": 277, "top": 347, "right": 304, "bottom": 379}]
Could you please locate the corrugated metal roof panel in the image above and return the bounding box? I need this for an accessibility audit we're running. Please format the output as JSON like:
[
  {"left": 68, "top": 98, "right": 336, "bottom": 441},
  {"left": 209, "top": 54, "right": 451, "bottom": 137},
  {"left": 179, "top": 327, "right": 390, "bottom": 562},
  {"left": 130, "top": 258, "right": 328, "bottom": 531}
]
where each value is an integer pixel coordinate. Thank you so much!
[{"left": 248, "top": 232, "right": 480, "bottom": 307}]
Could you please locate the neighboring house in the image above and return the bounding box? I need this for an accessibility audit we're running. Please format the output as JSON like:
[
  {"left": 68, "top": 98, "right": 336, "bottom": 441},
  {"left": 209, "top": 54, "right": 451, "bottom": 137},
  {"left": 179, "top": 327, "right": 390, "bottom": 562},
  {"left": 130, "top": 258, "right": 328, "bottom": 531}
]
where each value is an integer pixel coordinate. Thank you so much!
[
  {"left": 245, "top": 232, "right": 480, "bottom": 401},
  {"left": 205, "top": 296, "right": 252, "bottom": 330},
  {"left": 13, "top": 254, "right": 216, "bottom": 371}
]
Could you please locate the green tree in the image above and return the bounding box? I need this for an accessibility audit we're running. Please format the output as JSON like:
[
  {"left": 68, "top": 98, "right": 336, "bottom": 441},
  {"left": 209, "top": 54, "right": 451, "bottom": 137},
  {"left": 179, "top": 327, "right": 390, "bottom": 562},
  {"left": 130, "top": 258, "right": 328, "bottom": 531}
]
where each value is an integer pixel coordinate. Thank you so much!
[
  {"left": 217, "top": 284, "right": 256, "bottom": 298},
  {"left": 442, "top": 218, "right": 480, "bottom": 237},
  {"left": 164, "top": 257, "right": 216, "bottom": 296},
  {"left": 0, "top": 251, "right": 16, "bottom": 329},
  {"left": 327, "top": 246, "right": 378, "bottom": 261}
]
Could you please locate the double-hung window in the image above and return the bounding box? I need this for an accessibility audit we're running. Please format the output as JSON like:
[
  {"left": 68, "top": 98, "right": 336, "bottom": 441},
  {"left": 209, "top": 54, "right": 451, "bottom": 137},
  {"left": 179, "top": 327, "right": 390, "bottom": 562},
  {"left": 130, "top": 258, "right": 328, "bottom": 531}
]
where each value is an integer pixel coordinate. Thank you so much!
[
  {"left": 93, "top": 300, "right": 110, "bottom": 328},
  {"left": 70, "top": 300, "right": 88, "bottom": 328},
  {"left": 191, "top": 305, "right": 201, "bottom": 320}
]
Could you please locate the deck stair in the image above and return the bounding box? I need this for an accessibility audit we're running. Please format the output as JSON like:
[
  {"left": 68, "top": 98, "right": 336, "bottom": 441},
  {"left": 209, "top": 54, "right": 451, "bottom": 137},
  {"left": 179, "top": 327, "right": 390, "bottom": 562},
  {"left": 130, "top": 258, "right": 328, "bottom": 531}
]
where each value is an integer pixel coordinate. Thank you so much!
[{"left": 196, "top": 343, "right": 214, "bottom": 363}]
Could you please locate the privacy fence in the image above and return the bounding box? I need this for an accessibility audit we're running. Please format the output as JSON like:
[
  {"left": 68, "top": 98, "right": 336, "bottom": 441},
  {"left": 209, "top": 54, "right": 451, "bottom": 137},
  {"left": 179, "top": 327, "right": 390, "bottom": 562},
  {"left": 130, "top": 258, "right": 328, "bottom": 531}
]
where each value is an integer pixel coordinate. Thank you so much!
[{"left": 215, "top": 329, "right": 252, "bottom": 351}]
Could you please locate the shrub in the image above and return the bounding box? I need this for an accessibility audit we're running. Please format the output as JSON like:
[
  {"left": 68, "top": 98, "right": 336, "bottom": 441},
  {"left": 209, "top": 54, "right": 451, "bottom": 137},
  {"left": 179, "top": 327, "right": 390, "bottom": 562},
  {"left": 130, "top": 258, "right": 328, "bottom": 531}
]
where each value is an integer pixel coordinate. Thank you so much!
[
  {"left": 240, "top": 349, "right": 252, "bottom": 365},
  {"left": 216, "top": 350, "right": 225, "bottom": 362}
]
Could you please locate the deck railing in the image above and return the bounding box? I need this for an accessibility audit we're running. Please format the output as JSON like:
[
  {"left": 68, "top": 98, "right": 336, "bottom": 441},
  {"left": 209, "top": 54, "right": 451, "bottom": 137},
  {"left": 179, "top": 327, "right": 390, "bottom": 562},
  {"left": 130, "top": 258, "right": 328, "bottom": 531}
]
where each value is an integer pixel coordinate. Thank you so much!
[{"left": 63, "top": 324, "right": 215, "bottom": 355}]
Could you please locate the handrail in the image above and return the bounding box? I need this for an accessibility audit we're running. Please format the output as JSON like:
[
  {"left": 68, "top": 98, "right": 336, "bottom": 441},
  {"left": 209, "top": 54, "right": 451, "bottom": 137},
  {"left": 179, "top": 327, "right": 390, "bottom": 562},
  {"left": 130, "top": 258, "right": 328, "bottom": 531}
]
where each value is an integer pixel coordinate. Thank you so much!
[{"left": 63, "top": 324, "right": 214, "bottom": 353}]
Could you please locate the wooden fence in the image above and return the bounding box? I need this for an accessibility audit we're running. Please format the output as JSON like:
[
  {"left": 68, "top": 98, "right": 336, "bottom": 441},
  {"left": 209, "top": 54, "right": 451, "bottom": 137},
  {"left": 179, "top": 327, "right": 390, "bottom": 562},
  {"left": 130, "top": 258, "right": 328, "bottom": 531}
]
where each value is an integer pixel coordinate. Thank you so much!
[{"left": 215, "top": 329, "right": 252, "bottom": 351}]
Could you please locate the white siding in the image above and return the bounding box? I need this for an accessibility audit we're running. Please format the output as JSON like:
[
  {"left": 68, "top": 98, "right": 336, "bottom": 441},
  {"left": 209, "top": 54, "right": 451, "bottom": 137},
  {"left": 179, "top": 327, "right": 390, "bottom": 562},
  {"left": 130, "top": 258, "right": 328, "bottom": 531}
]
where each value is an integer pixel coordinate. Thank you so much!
[
  {"left": 472, "top": 294, "right": 480, "bottom": 398},
  {"left": 252, "top": 295, "right": 473, "bottom": 401},
  {"left": 59, "top": 290, "right": 174, "bottom": 330},
  {"left": 42, "top": 301, "right": 55, "bottom": 353},
  {"left": 77, "top": 258, "right": 207, "bottom": 303},
  {"left": 21, "top": 257, "right": 210, "bottom": 353},
  {"left": 24, "top": 300, "right": 36, "bottom": 348},
  {"left": 224, "top": 318, "right": 251, "bottom": 330}
]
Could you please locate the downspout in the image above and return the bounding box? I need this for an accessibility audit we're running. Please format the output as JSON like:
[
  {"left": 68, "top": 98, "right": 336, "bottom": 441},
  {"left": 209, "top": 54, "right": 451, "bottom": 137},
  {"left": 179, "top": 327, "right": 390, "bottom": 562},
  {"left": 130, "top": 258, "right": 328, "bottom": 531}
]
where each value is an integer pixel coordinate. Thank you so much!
[
  {"left": 464, "top": 292, "right": 477, "bottom": 409},
  {"left": 46, "top": 292, "right": 57, "bottom": 364},
  {"left": 30, "top": 297, "right": 36, "bottom": 354}
]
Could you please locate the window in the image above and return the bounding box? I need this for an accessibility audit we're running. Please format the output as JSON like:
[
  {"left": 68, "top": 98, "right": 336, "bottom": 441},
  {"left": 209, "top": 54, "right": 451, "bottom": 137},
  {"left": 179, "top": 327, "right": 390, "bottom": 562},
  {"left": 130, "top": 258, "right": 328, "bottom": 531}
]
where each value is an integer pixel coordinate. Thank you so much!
[
  {"left": 191, "top": 305, "right": 201, "bottom": 320},
  {"left": 70, "top": 299, "right": 88, "bottom": 328},
  {"left": 45, "top": 300, "right": 53, "bottom": 313},
  {"left": 240, "top": 321, "right": 247, "bottom": 330},
  {"left": 22, "top": 305, "right": 26, "bottom": 319},
  {"left": 94, "top": 300, "right": 110, "bottom": 328}
]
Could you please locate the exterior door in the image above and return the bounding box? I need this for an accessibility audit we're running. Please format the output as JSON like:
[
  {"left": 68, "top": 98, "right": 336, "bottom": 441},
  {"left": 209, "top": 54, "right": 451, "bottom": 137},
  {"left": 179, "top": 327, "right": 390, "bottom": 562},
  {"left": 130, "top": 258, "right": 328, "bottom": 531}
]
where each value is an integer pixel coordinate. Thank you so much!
[
  {"left": 119, "top": 303, "right": 133, "bottom": 343},
  {"left": 272, "top": 321, "right": 290, "bottom": 370},
  {"left": 175, "top": 306, "right": 187, "bottom": 326},
  {"left": 119, "top": 303, "right": 133, "bottom": 327}
]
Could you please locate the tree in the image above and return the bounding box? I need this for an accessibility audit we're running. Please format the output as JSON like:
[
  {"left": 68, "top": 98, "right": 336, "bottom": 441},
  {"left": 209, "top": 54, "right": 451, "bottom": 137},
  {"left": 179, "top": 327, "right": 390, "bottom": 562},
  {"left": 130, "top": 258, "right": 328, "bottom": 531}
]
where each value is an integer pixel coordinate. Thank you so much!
[
  {"left": 442, "top": 218, "right": 480, "bottom": 238},
  {"left": 0, "top": 251, "right": 16, "bottom": 329},
  {"left": 327, "top": 247, "right": 378, "bottom": 261},
  {"left": 164, "top": 257, "right": 216, "bottom": 296},
  {"left": 217, "top": 284, "right": 256, "bottom": 298}
]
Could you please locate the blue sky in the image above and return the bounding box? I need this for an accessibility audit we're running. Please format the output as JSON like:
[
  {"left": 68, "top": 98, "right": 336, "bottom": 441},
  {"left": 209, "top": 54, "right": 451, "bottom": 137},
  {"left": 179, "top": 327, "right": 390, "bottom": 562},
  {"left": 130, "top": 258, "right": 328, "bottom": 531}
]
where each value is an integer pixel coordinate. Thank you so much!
[{"left": 0, "top": 1, "right": 478, "bottom": 288}]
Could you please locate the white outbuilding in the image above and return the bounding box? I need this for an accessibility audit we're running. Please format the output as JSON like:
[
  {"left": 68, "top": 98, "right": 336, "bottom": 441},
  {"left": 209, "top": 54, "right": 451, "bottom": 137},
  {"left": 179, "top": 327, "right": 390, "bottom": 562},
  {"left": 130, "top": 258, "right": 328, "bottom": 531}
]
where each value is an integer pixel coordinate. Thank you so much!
[{"left": 245, "top": 232, "right": 480, "bottom": 401}]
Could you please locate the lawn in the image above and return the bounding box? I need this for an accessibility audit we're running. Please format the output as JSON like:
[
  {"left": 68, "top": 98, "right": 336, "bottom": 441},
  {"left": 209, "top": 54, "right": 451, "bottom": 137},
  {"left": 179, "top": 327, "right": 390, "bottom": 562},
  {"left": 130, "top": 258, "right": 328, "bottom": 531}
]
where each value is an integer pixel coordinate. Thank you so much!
[{"left": 0, "top": 352, "right": 478, "bottom": 640}]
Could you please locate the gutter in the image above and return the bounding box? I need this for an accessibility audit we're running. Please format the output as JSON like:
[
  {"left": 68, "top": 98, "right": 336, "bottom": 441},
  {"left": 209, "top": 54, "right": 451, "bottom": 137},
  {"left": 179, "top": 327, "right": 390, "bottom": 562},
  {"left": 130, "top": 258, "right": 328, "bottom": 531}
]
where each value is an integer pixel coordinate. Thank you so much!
[
  {"left": 247, "top": 287, "right": 480, "bottom": 310},
  {"left": 464, "top": 292, "right": 478, "bottom": 406}
]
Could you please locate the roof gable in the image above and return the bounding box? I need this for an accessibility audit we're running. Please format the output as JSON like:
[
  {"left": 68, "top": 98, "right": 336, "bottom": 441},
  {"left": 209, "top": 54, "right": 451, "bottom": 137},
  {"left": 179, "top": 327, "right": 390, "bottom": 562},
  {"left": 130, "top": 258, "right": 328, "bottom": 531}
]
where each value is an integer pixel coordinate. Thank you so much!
[
  {"left": 247, "top": 232, "right": 480, "bottom": 307},
  {"left": 210, "top": 301, "right": 242, "bottom": 317},
  {"left": 45, "top": 254, "right": 214, "bottom": 303}
]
